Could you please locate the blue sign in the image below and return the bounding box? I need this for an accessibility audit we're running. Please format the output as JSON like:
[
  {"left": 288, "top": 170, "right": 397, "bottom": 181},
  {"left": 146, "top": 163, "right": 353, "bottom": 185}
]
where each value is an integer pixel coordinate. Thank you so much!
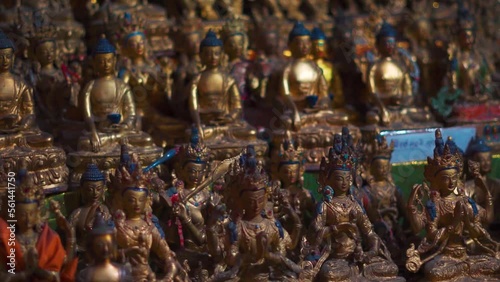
[{"left": 380, "top": 127, "right": 477, "bottom": 163}]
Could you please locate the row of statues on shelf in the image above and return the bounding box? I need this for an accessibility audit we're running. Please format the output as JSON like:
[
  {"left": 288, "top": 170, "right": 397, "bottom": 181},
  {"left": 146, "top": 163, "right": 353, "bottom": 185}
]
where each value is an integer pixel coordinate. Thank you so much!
[
  {"left": 1, "top": 127, "right": 499, "bottom": 281},
  {"left": 0, "top": 1, "right": 498, "bottom": 193}
]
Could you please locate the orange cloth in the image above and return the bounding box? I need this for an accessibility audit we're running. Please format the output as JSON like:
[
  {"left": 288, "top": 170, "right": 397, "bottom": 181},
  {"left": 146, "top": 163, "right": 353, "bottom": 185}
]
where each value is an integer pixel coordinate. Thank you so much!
[{"left": 0, "top": 218, "right": 77, "bottom": 281}]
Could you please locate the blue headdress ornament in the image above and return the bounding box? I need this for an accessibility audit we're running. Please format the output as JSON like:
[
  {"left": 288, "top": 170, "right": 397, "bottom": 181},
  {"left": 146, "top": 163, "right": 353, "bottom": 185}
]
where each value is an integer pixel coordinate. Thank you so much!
[
  {"left": 465, "top": 136, "right": 491, "bottom": 157},
  {"left": 311, "top": 27, "right": 326, "bottom": 41},
  {"left": 0, "top": 29, "right": 14, "bottom": 50},
  {"left": 376, "top": 22, "right": 397, "bottom": 43},
  {"left": 200, "top": 30, "right": 223, "bottom": 48},
  {"left": 288, "top": 21, "right": 311, "bottom": 43},
  {"left": 93, "top": 35, "right": 116, "bottom": 55},
  {"left": 81, "top": 163, "right": 106, "bottom": 183}
]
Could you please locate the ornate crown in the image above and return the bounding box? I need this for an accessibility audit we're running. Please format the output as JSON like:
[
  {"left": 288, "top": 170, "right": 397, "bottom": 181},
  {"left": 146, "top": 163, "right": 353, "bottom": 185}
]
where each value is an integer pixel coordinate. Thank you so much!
[
  {"left": 424, "top": 129, "right": 463, "bottom": 179},
  {"left": 115, "top": 12, "right": 146, "bottom": 44},
  {"left": 225, "top": 146, "right": 269, "bottom": 197},
  {"left": 220, "top": 16, "right": 247, "bottom": 41},
  {"left": 109, "top": 145, "right": 152, "bottom": 194},
  {"left": 457, "top": 4, "right": 475, "bottom": 31},
  {"left": 25, "top": 11, "right": 58, "bottom": 48},
  {"left": 176, "top": 127, "right": 210, "bottom": 167},
  {"left": 273, "top": 132, "right": 304, "bottom": 166},
  {"left": 320, "top": 127, "right": 360, "bottom": 175},
  {"left": 16, "top": 169, "right": 45, "bottom": 204},
  {"left": 369, "top": 135, "right": 395, "bottom": 161}
]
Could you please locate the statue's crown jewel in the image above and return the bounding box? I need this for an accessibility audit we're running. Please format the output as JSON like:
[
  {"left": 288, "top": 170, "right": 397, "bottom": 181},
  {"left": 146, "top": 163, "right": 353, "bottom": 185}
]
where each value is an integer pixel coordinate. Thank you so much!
[
  {"left": 425, "top": 129, "right": 464, "bottom": 178},
  {"left": 110, "top": 145, "right": 151, "bottom": 192},
  {"left": 116, "top": 12, "right": 146, "bottom": 43},
  {"left": 177, "top": 127, "right": 210, "bottom": 165},
  {"left": 370, "top": 135, "right": 394, "bottom": 161},
  {"left": 273, "top": 132, "right": 304, "bottom": 165},
  {"left": 227, "top": 146, "right": 268, "bottom": 194},
  {"left": 320, "top": 127, "right": 359, "bottom": 173}
]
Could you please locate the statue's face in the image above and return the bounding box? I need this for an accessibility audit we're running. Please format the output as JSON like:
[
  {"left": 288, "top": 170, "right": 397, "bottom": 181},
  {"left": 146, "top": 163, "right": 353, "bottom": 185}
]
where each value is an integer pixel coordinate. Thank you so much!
[
  {"left": 225, "top": 34, "right": 244, "bottom": 59},
  {"left": 278, "top": 163, "right": 300, "bottom": 187},
  {"left": 126, "top": 34, "right": 145, "bottom": 57},
  {"left": 416, "top": 20, "right": 431, "bottom": 40},
  {"left": 16, "top": 202, "right": 38, "bottom": 232},
  {"left": 459, "top": 30, "right": 475, "bottom": 50},
  {"left": 434, "top": 168, "right": 458, "bottom": 195},
  {"left": 200, "top": 46, "right": 222, "bottom": 68},
  {"left": 241, "top": 188, "right": 266, "bottom": 218},
  {"left": 311, "top": 39, "right": 326, "bottom": 58},
  {"left": 81, "top": 180, "right": 105, "bottom": 205},
  {"left": 0, "top": 48, "right": 14, "bottom": 73},
  {"left": 473, "top": 151, "right": 492, "bottom": 175},
  {"left": 377, "top": 36, "right": 396, "bottom": 56},
  {"left": 91, "top": 234, "right": 114, "bottom": 260},
  {"left": 123, "top": 189, "right": 148, "bottom": 218},
  {"left": 370, "top": 159, "right": 391, "bottom": 181},
  {"left": 35, "top": 41, "right": 56, "bottom": 66},
  {"left": 185, "top": 33, "right": 201, "bottom": 55},
  {"left": 290, "top": 35, "right": 311, "bottom": 58},
  {"left": 263, "top": 31, "right": 279, "bottom": 53},
  {"left": 327, "top": 170, "right": 352, "bottom": 195},
  {"left": 182, "top": 162, "right": 206, "bottom": 188},
  {"left": 93, "top": 53, "right": 116, "bottom": 76}
]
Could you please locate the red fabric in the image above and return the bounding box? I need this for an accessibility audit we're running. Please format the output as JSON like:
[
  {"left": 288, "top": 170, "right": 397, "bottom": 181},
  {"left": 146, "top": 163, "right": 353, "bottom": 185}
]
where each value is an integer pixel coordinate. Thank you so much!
[{"left": 0, "top": 218, "right": 77, "bottom": 281}]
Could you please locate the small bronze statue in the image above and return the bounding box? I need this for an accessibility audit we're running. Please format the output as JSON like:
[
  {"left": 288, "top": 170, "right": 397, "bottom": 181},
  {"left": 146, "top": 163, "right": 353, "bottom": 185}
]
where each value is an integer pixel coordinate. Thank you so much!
[
  {"left": 69, "top": 163, "right": 111, "bottom": 262},
  {"left": 0, "top": 170, "right": 78, "bottom": 282},
  {"left": 308, "top": 127, "right": 404, "bottom": 281},
  {"left": 406, "top": 129, "right": 500, "bottom": 281},
  {"left": 109, "top": 148, "right": 190, "bottom": 281},
  {"left": 206, "top": 145, "right": 303, "bottom": 281},
  {"left": 76, "top": 212, "right": 132, "bottom": 282}
]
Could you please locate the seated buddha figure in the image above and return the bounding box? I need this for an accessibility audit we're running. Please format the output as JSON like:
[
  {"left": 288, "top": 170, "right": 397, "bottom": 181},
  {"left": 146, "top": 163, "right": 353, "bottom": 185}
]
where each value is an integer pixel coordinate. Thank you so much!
[
  {"left": 432, "top": 8, "right": 498, "bottom": 124},
  {"left": 308, "top": 128, "right": 403, "bottom": 281},
  {"left": 361, "top": 135, "right": 409, "bottom": 265},
  {"left": 367, "top": 22, "right": 435, "bottom": 128},
  {"left": 0, "top": 30, "right": 68, "bottom": 193},
  {"left": 69, "top": 164, "right": 111, "bottom": 263},
  {"left": 406, "top": 129, "right": 500, "bottom": 281},
  {"left": 206, "top": 145, "right": 304, "bottom": 281},
  {"left": 108, "top": 150, "right": 190, "bottom": 281},
  {"left": 76, "top": 212, "right": 132, "bottom": 282},
  {"left": 273, "top": 22, "right": 357, "bottom": 169},
  {"left": 78, "top": 36, "right": 155, "bottom": 153},
  {"left": 188, "top": 31, "right": 266, "bottom": 160},
  {"left": 116, "top": 13, "right": 187, "bottom": 147},
  {"left": 0, "top": 170, "right": 78, "bottom": 282},
  {"left": 464, "top": 137, "right": 500, "bottom": 228}
]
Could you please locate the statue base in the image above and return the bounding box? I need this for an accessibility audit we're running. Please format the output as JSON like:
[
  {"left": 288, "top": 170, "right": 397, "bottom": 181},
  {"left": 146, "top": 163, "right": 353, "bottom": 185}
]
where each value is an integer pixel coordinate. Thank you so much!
[
  {"left": 271, "top": 124, "right": 361, "bottom": 171},
  {"left": 66, "top": 144, "right": 163, "bottom": 189},
  {"left": 0, "top": 146, "right": 68, "bottom": 194}
]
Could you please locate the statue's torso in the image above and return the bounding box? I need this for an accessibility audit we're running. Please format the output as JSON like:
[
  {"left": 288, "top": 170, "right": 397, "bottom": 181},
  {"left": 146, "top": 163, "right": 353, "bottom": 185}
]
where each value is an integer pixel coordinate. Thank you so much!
[
  {"left": 457, "top": 51, "right": 484, "bottom": 96},
  {"left": 89, "top": 79, "right": 123, "bottom": 119},
  {"left": 324, "top": 197, "right": 360, "bottom": 257},
  {"left": 0, "top": 75, "right": 17, "bottom": 115},
  {"left": 197, "top": 71, "right": 230, "bottom": 119},
  {"left": 288, "top": 59, "right": 322, "bottom": 101},
  {"left": 116, "top": 219, "right": 153, "bottom": 266},
  {"left": 370, "top": 57, "right": 406, "bottom": 103}
]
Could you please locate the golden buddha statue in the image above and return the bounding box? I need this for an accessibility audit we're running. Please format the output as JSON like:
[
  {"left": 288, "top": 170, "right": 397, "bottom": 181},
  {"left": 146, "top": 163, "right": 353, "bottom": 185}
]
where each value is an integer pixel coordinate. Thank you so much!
[
  {"left": 115, "top": 13, "right": 187, "bottom": 147},
  {"left": 188, "top": 30, "right": 267, "bottom": 161},
  {"left": 108, "top": 151, "right": 190, "bottom": 281},
  {"left": 464, "top": 137, "right": 500, "bottom": 227},
  {"left": 67, "top": 36, "right": 162, "bottom": 188},
  {"left": 76, "top": 212, "right": 133, "bottom": 282},
  {"left": 367, "top": 22, "right": 436, "bottom": 128},
  {"left": 406, "top": 129, "right": 500, "bottom": 281},
  {"left": 270, "top": 135, "right": 315, "bottom": 235},
  {"left": 0, "top": 170, "right": 78, "bottom": 282},
  {"left": 206, "top": 145, "right": 304, "bottom": 281},
  {"left": 159, "top": 128, "right": 212, "bottom": 271},
  {"left": 361, "top": 135, "right": 409, "bottom": 265},
  {"left": 432, "top": 8, "right": 498, "bottom": 125},
  {"left": 0, "top": 30, "right": 68, "bottom": 193},
  {"left": 307, "top": 127, "right": 403, "bottom": 281},
  {"left": 273, "top": 22, "right": 358, "bottom": 169},
  {"left": 69, "top": 164, "right": 111, "bottom": 261}
]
